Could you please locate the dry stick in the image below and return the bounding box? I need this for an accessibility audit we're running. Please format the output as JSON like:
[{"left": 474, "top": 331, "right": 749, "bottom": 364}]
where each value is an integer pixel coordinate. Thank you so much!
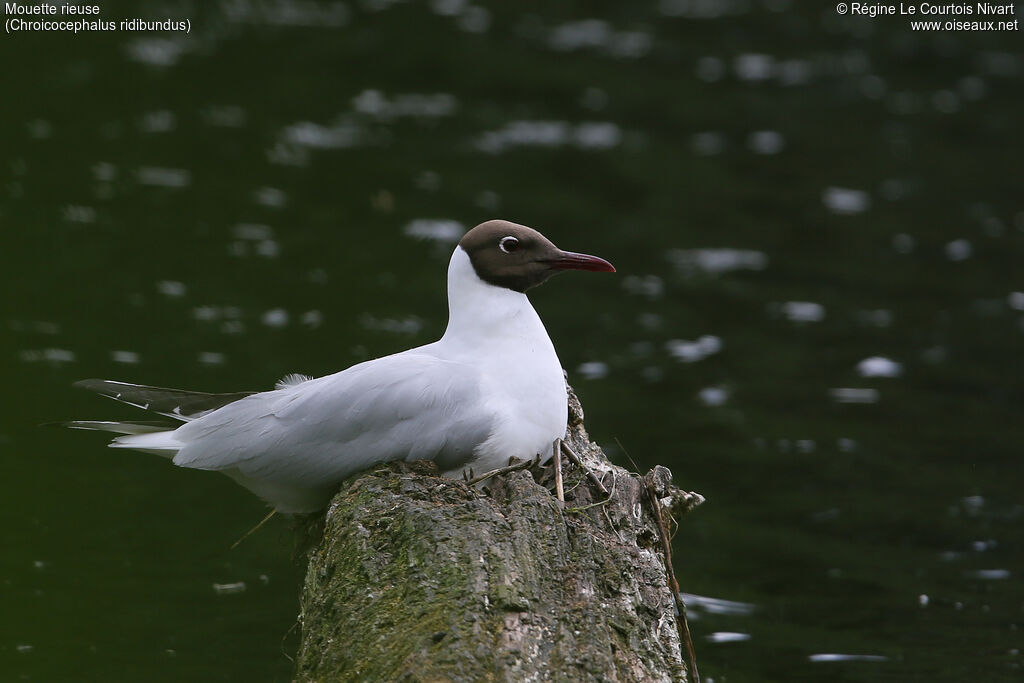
[
  {"left": 560, "top": 441, "right": 609, "bottom": 495},
  {"left": 230, "top": 508, "right": 278, "bottom": 550},
  {"left": 614, "top": 436, "right": 641, "bottom": 472},
  {"left": 553, "top": 438, "right": 565, "bottom": 502},
  {"left": 467, "top": 457, "right": 535, "bottom": 486},
  {"left": 281, "top": 619, "right": 300, "bottom": 663},
  {"left": 565, "top": 471, "right": 617, "bottom": 513},
  {"left": 645, "top": 479, "right": 699, "bottom": 683}
]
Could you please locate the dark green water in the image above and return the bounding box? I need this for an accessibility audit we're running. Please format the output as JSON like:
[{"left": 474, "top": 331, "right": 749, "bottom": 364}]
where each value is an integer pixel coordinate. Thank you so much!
[{"left": 3, "top": 2, "right": 1022, "bottom": 681}]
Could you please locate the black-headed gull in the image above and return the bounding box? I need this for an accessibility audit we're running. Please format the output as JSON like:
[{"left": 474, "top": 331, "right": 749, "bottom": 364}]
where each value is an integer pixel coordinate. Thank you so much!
[{"left": 69, "top": 220, "right": 615, "bottom": 513}]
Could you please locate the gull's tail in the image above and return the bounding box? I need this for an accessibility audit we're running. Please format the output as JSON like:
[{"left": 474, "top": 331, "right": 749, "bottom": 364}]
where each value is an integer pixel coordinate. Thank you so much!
[{"left": 66, "top": 379, "right": 256, "bottom": 455}]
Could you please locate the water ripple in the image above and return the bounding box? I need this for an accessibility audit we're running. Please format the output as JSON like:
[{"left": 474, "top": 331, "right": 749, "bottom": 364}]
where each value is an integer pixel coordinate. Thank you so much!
[
  {"left": 546, "top": 19, "right": 652, "bottom": 59},
  {"left": 475, "top": 120, "right": 621, "bottom": 153},
  {"left": 666, "top": 335, "right": 722, "bottom": 363},
  {"left": 221, "top": 0, "right": 350, "bottom": 27},
  {"left": 352, "top": 90, "right": 458, "bottom": 120},
  {"left": 822, "top": 186, "right": 871, "bottom": 215},
  {"left": 856, "top": 356, "right": 903, "bottom": 378},
  {"left": 666, "top": 248, "right": 768, "bottom": 275},
  {"left": 681, "top": 592, "right": 756, "bottom": 616},
  {"left": 137, "top": 167, "right": 191, "bottom": 188},
  {"left": 706, "top": 632, "right": 751, "bottom": 643},
  {"left": 403, "top": 219, "right": 465, "bottom": 243},
  {"left": 809, "top": 653, "right": 889, "bottom": 663}
]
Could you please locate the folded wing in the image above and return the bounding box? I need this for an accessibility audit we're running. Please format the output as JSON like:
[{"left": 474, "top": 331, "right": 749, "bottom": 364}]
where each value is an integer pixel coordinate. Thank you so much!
[
  {"left": 170, "top": 352, "right": 494, "bottom": 488},
  {"left": 74, "top": 379, "right": 255, "bottom": 421}
]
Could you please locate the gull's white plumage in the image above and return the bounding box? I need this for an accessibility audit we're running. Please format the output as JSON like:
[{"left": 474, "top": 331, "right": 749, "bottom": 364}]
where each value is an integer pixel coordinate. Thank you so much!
[
  {"left": 108, "top": 247, "right": 567, "bottom": 513},
  {"left": 71, "top": 220, "right": 615, "bottom": 513}
]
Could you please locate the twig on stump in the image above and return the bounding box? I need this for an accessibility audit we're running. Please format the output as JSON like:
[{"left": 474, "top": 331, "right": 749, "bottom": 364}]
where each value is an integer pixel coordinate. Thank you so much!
[
  {"left": 561, "top": 440, "right": 609, "bottom": 495},
  {"left": 644, "top": 470, "right": 700, "bottom": 683},
  {"left": 553, "top": 438, "right": 565, "bottom": 502},
  {"left": 466, "top": 456, "right": 535, "bottom": 486}
]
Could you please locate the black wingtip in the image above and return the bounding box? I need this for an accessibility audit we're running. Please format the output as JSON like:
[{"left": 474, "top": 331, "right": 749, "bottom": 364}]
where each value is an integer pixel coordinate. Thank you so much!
[{"left": 69, "top": 379, "right": 257, "bottom": 420}]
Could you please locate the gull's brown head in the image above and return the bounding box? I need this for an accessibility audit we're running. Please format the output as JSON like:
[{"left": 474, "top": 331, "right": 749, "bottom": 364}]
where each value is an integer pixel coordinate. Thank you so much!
[{"left": 458, "top": 220, "right": 615, "bottom": 293}]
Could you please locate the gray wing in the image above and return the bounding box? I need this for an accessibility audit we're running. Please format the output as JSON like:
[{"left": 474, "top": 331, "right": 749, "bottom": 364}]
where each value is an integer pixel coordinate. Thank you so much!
[{"left": 172, "top": 352, "right": 494, "bottom": 486}]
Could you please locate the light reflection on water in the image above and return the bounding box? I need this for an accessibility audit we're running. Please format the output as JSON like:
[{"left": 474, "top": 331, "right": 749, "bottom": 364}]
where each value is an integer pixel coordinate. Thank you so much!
[
  {"left": 666, "top": 248, "right": 768, "bottom": 275},
  {"left": 402, "top": 218, "right": 465, "bottom": 243},
  {"left": 136, "top": 166, "right": 192, "bottom": 188},
  {"left": 856, "top": 356, "right": 902, "bottom": 378},
  {"left": 4, "top": 1, "right": 1023, "bottom": 681},
  {"left": 808, "top": 653, "right": 889, "bottom": 663},
  {"left": 475, "top": 120, "right": 623, "bottom": 153},
  {"left": 546, "top": 19, "right": 653, "bottom": 58},
  {"left": 682, "top": 592, "right": 756, "bottom": 617},
  {"left": 705, "top": 631, "right": 751, "bottom": 643}
]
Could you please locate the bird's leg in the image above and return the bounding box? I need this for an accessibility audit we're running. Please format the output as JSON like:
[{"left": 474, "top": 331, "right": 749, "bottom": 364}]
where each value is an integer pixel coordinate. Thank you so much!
[{"left": 553, "top": 438, "right": 565, "bottom": 502}]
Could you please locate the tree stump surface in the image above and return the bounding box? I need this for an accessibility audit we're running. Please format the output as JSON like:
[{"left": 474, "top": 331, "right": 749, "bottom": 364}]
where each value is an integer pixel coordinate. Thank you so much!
[{"left": 295, "top": 384, "right": 703, "bottom": 682}]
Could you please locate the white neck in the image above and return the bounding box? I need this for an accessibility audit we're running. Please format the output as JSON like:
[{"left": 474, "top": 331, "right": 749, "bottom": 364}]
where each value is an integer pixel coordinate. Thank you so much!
[{"left": 440, "top": 246, "right": 549, "bottom": 347}]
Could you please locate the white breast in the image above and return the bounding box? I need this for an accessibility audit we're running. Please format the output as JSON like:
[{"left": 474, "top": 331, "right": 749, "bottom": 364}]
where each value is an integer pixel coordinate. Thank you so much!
[{"left": 433, "top": 247, "right": 568, "bottom": 474}]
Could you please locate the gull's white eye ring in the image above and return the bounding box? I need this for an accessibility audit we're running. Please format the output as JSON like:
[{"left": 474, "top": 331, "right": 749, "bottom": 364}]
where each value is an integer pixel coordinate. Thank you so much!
[{"left": 499, "top": 236, "right": 520, "bottom": 254}]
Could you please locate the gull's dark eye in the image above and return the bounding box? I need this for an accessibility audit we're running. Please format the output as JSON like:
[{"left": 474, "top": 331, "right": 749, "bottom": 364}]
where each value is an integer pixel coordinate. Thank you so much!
[{"left": 499, "top": 236, "right": 520, "bottom": 254}]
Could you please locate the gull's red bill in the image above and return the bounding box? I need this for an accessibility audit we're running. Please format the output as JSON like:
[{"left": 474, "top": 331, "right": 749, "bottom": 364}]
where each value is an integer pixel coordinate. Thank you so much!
[{"left": 547, "top": 250, "right": 616, "bottom": 273}]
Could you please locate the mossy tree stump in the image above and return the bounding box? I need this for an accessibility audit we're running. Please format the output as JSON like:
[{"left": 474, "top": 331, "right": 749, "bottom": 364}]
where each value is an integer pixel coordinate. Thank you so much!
[{"left": 295, "top": 386, "right": 703, "bottom": 682}]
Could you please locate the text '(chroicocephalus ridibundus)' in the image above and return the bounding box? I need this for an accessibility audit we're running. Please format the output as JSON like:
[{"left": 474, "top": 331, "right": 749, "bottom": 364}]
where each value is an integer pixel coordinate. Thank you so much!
[{"left": 68, "top": 220, "right": 615, "bottom": 513}]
